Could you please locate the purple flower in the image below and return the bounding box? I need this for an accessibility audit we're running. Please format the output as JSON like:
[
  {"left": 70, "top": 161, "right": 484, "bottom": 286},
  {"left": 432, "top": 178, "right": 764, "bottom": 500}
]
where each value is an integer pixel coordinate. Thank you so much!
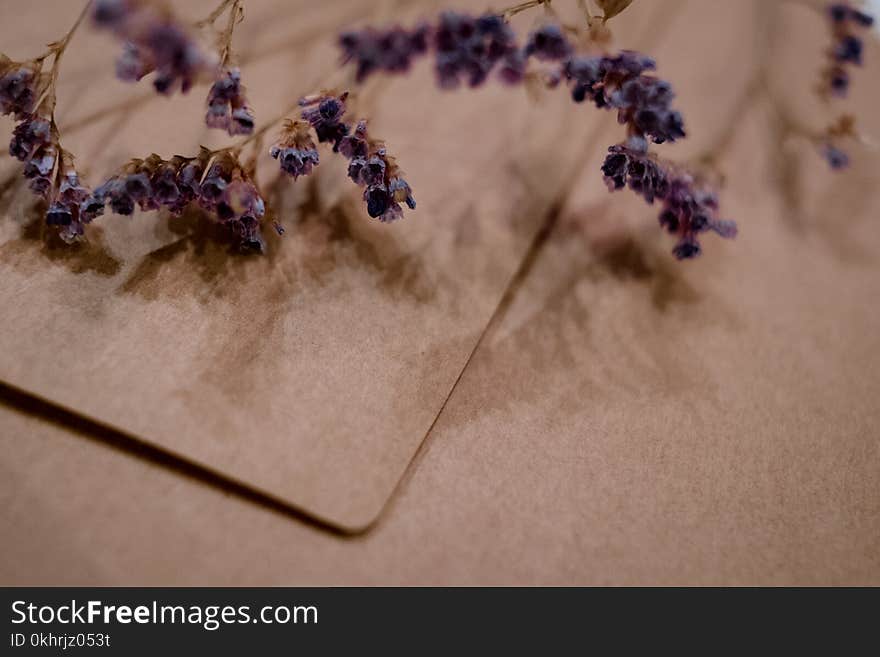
[
  {"left": 829, "top": 67, "right": 850, "bottom": 96},
  {"left": 339, "top": 24, "right": 430, "bottom": 83},
  {"left": 333, "top": 119, "right": 415, "bottom": 222},
  {"left": 823, "top": 2, "right": 874, "bottom": 97},
  {"left": 59, "top": 170, "right": 90, "bottom": 206},
  {"left": 524, "top": 24, "right": 572, "bottom": 61},
  {"left": 300, "top": 92, "right": 350, "bottom": 151},
  {"left": 115, "top": 43, "right": 152, "bottom": 82},
  {"left": 195, "top": 151, "right": 267, "bottom": 249},
  {"left": 602, "top": 139, "right": 736, "bottom": 260},
  {"left": 433, "top": 12, "right": 518, "bottom": 88},
  {"left": 205, "top": 68, "right": 255, "bottom": 136},
  {"left": 40, "top": 154, "right": 94, "bottom": 242},
  {"left": 87, "top": 149, "right": 267, "bottom": 250},
  {"left": 829, "top": 3, "right": 850, "bottom": 23},
  {"left": 91, "top": 0, "right": 135, "bottom": 28},
  {"left": 563, "top": 51, "right": 685, "bottom": 144},
  {"left": 498, "top": 49, "right": 527, "bottom": 85},
  {"left": 822, "top": 143, "right": 850, "bottom": 169},
  {"left": 389, "top": 176, "right": 416, "bottom": 210},
  {"left": 0, "top": 57, "right": 42, "bottom": 119},
  {"left": 271, "top": 120, "right": 320, "bottom": 179},
  {"left": 92, "top": 0, "right": 215, "bottom": 96},
  {"left": 338, "top": 119, "right": 369, "bottom": 159},
  {"left": 851, "top": 9, "right": 875, "bottom": 27},
  {"left": 46, "top": 202, "right": 74, "bottom": 227},
  {"left": 80, "top": 190, "right": 109, "bottom": 223},
  {"left": 835, "top": 34, "right": 864, "bottom": 64},
  {"left": 10, "top": 116, "right": 59, "bottom": 197},
  {"left": 9, "top": 115, "right": 52, "bottom": 161}
]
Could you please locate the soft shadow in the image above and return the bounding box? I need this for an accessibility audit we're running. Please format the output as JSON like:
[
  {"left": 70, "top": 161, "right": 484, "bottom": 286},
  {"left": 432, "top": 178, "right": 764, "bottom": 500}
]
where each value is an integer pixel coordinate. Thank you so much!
[
  {"left": 121, "top": 176, "right": 437, "bottom": 305},
  {"left": 589, "top": 235, "right": 701, "bottom": 312},
  {"left": 120, "top": 204, "right": 275, "bottom": 301},
  {"left": 0, "top": 380, "right": 357, "bottom": 537},
  {"left": 272, "top": 176, "right": 438, "bottom": 304},
  {"left": 423, "top": 204, "right": 707, "bottom": 436},
  {"left": 0, "top": 191, "right": 122, "bottom": 278}
]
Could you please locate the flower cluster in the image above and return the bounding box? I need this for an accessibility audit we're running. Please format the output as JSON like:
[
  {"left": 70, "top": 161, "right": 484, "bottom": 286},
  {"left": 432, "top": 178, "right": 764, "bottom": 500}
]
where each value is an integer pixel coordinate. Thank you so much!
[
  {"left": 819, "top": 114, "right": 860, "bottom": 170},
  {"left": 601, "top": 137, "right": 736, "bottom": 260},
  {"left": 86, "top": 149, "right": 268, "bottom": 251},
  {"left": 433, "top": 12, "right": 524, "bottom": 88},
  {"left": 339, "top": 11, "right": 528, "bottom": 88},
  {"left": 45, "top": 152, "right": 93, "bottom": 243},
  {"left": 816, "top": 3, "right": 874, "bottom": 169},
  {"left": 0, "top": 55, "right": 45, "bottom": 119},
  {"left": 339, "top": 24, "right": 430, "bottom": 83},
  {"left": 338, "top": 14, "right": 686, "bottom": 143},
  {"left": 11, "top": 116, "right": 57, "bottom": 196},
  {"left": 271, "top": 120, "right": 320, "bottom": 179},
  {"left": 205, "top": 67, "right": 254, "bottom": 136},
  {"left": 338, "top": 15, "right": 708, "bottom": 255},
  {"left": 299, "top": 91, "right": 351, "bottom": 152},
  {"left": 3, "top": 47, "right": 95, "bottom": 243},
  {"left": 338, "top": 120, "right": 416, "bottom": 222},
  {"left": 563, "top": 51, "right": 685, "bottom": 144},
  {"left": 271, "top": 96, "right": 416, "bottom": 223},
  {"left": 91, "top": 0, "right": 215, "bottom": 95},
  {"left": 824, "top": 2, "right": 874, "bottom": 97},
  {"left": 8, "top": 111, "right": 94, "bottom": 243},
  {"left": 524, "top": 23, "right": 572, "bottom": 61}
]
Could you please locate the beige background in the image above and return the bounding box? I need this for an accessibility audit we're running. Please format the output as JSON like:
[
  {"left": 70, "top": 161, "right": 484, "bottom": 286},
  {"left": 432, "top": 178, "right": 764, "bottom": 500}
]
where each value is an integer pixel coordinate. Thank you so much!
[{"left": 1, "top": 0, "right": 878, "bottom": 584}]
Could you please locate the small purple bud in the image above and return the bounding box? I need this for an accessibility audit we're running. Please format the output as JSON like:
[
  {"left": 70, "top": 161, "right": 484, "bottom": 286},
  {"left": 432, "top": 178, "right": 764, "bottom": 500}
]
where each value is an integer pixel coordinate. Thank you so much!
[
  {"left": 524, "top": 24, "right": 571, "bottom": 61},
  {"left": 46, "top": 202, "right": 73, "bottom": 226},
  {"left": 822, "top": 144, "right": 850, "bottom": 170},
  {"left": 672, "top": 238, "right": 701, "bottom": 260}
]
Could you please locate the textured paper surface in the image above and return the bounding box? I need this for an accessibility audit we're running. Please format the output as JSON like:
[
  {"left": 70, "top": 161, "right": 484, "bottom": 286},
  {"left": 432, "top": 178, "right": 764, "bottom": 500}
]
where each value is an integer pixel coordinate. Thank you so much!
[
  {"left": 4, "top": 0, "right": 877, "bottom": 584},
  {"left": 2, "top": 53, "right": 878, "bottom": 583},
  {"left": 0, "top": 0, "right": 672, "bottom": 530}
]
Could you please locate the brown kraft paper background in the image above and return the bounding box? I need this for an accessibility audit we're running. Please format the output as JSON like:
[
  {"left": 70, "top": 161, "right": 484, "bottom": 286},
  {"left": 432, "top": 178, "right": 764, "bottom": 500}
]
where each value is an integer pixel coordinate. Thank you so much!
[{"left": 0, "top": 0, "right": 878, "bottom": 583}]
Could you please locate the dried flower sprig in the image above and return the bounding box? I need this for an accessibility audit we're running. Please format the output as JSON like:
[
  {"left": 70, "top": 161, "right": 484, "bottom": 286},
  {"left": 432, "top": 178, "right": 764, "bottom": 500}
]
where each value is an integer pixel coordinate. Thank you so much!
[
  {"left": 270, "top": 120, "right": 320, "bottom": 180},
  {"left": 0, "top": 56, "right": 47, "bottom": 119},
  {"left": 562, "top": 51, "right": 685, "bottom": 145},
  {"left": 813, "top": 1, "right": 875, "bottom": 169},
  {"left": 206, "top": 67, "right": 255, "bottom": 136},
  {"left": 602, "top": 136, "right": 737, "bottom": 259},
  {"left": 339, "top": 12, "right": 526, "bottom": 88},
  {"left": 818, "top": 113, "right": 863, "bottom": 169},
  {"left": 85, "top": 148, "right": 268, "bottom": 251},
  {"left": 339, "top": 24, "right": 430, "bottom": 83},
  {"left": 3, "top": 2, "right": 94, "bottom": 243},
  {"left": 337, "top": 4, "right": 727, "bottom": 259},
  {"left": 433, "top": 12, "right": 523, "bottom": 88},
  {"left": 6, "top": 0, "right": 870, "bottom": 259},
  {"left": 823, "top": 1, "right": 874, "bottom": 97},
  {"left": 299, "top": 91, "right": 351, "bottom": 152},
  {"left": 202, "top": 0, "right": 255, "bottom": 136},
  {"left": 340, "top": 120, "right": 416, "bottom": 222},
  {"left": 270, "top": 95, "right": 416, "bottom": 223}
]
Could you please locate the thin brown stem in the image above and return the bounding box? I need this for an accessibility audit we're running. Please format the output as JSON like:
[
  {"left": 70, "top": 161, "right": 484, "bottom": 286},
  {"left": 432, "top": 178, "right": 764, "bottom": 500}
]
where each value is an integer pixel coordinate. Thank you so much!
[
  {"left": 195, "top": 0, "right": 237, "bottom": 28},
  {"left": 33, "top": 0, "right": 92, "bottom": 115},
  {"left": 501, "top": 0, "right": 550, "bottom": 19},
  {"left": 217, "top": 0, "right": 244, "bottom": 68},
  {"left": 219, "top": 49, "right": 357, "bottom": 155}
]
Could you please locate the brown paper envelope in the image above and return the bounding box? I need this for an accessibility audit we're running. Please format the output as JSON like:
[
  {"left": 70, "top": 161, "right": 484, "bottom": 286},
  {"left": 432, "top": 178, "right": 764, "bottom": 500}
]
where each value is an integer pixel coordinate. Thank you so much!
[
  {"left": 3, "top": 5, "right": 878, "bottom": 585},
  {"left": 0, "top": 0, "right": 640, "bottom": 531},
  {"left": 0, "top": 0, "right": 763, "bottom": 531},
  {"left": 3, "top": 1, "right": 877, "bottom": 585}
]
